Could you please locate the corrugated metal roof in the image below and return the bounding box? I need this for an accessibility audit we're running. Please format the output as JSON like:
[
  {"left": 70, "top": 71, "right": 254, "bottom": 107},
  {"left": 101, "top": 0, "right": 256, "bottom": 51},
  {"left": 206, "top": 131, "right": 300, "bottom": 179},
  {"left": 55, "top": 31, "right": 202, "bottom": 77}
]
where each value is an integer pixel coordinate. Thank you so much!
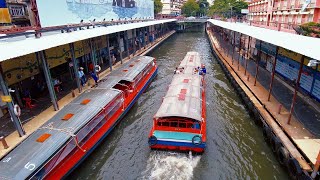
[
  {"left": 0, "top": 55, "right": 154, "bottom": 179},
  {"left": 155, "top": 52, "right": 204, "bottom": 121},
  {"left": 207, "top": 19, "right": 320, "bottom": 60},
  {"left": 0, "top": 19, "right": 176, "bottom": 62}
]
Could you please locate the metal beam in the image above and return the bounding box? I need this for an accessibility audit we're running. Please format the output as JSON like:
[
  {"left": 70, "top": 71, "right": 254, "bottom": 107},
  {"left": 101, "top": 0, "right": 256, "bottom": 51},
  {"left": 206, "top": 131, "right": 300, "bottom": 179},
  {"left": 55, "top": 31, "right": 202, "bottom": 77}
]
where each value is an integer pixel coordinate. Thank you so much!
[
  {"left": 232, "top": 31, "right": 235, "bottom": 65},
  {"left": 89, "top": 39, "right": 98, "bottom": 77},
  {"left": 39, "top": 51, "right": 59, "bottom": 111},
  {"left": 69, "top": 43, "right": 82, "bottom": 93},
  {"left": 117, "top": 32, "right": 123, "bottom": 64},
  {"left": 125, "top": 30, "right": 130, "bottom": 58},
  {"left": 254, "top": 40, "right": 262, "bottom": 86},
  {"left": 244, "top": 36, "right": 251, "bottom": 75},
  {"left": 0, "top": 65, "right": 25, "bottom": 137},
  {"left": 267, "top": 46, "right": 279, "bottom": 101},
  {"left": 133, "top": 29, "right": 136, "bottom": 54},
  {"left": 106, "top": 35, "right": 112, "bottom": 71},
  {"left": 238, "top": 33, "right": 242, "bottom": 71},
  {"left": 287, "top": 55, "right": 305, "bottom": 124}
]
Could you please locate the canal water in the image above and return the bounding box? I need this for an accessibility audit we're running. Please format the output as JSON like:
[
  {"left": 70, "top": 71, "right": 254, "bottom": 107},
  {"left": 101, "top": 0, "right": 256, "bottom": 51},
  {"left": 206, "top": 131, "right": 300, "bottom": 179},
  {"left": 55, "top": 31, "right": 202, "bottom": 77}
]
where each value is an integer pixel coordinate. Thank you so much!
[{"left": 69, "top": 28, "right": 288, "bottom": 179}]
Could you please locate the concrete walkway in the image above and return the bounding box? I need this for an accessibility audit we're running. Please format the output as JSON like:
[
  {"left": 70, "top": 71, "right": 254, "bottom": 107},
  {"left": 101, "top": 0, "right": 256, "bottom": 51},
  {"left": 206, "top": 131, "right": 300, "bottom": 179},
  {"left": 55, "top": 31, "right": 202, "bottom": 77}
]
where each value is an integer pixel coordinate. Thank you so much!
[
  {"left": 208, "top": 30, "right": 319, "bottom": 169},
  {"left": 0, "top": 31, "right": 176, "bottom": 159}
]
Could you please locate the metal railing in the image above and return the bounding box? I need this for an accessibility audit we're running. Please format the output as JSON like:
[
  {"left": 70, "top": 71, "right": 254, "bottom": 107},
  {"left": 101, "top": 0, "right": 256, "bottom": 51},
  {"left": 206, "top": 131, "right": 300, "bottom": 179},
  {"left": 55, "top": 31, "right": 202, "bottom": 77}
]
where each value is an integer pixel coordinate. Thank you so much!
[{"left": 0, "top": 18, "right": 156, "bottom": 39}]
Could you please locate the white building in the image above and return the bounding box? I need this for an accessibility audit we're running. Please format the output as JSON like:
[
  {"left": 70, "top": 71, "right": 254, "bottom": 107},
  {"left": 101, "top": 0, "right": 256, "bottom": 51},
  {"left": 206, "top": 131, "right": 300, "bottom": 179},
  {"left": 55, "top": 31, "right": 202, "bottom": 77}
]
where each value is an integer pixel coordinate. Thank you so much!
[{"left": 161, "top": 0, "right": 187, "bottom": 15}]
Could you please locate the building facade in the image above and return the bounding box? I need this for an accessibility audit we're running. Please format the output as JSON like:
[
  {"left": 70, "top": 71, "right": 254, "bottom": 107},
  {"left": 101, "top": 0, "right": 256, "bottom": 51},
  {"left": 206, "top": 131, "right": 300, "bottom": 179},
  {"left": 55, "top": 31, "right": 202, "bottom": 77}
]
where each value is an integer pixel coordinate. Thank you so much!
[
  {"left": 248, "top": 0, "right": 320, "bottom": 33},
  {"left": 161, "top": 0, "right": 187, "bottom": 16},
  {"left": 0, "top": 0, "right": 34, "bottom": 29}
]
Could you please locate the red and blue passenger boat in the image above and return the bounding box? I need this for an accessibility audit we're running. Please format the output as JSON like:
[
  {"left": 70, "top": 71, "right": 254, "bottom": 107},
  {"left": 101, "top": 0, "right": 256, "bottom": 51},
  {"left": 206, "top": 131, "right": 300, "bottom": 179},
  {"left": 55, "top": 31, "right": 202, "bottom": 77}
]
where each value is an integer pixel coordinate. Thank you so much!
[
  {"left": 148, "top": 52, "right": 206, "bottom": 153},
  {"left": 0, "top": 56, "right": 157, "bottom": 179}
]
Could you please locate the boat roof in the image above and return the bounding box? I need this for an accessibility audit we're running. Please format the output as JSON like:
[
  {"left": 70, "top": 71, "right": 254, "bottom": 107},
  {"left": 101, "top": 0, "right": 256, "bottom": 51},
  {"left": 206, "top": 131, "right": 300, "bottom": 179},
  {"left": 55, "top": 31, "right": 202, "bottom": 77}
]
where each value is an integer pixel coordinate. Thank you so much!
[
  {"left": 155, "top": 52, "right": 204, "bottom": 122},
  {"left": 207, "top": 19, "right": 320, "bottom": 60},
  {"left": 178, "top": 52, "right": 201, "bottom": 75},
  {"left": 0, "top": 55, "right": 154, "bottom": 179},
  {"left": 0, "top": 19, "right": 176, "bottom": 62},
  {"left": 107, "top": 56, "right": 155, "bottom": 82}
]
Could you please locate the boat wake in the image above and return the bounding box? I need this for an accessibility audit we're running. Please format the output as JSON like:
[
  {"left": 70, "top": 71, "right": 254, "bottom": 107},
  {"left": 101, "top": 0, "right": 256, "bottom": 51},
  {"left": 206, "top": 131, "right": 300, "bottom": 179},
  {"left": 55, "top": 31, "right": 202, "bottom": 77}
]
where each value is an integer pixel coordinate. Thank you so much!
[{"left": 140, "top": 151, "right": 201, "bottom": 180}]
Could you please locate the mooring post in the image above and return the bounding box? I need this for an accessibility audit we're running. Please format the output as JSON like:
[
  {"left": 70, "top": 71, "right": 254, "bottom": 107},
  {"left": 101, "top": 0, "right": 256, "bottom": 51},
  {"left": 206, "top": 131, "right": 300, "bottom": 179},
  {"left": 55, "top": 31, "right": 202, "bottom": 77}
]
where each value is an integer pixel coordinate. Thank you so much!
[{"left": 0, "top": 136, "right": 9, "bottom": 149}]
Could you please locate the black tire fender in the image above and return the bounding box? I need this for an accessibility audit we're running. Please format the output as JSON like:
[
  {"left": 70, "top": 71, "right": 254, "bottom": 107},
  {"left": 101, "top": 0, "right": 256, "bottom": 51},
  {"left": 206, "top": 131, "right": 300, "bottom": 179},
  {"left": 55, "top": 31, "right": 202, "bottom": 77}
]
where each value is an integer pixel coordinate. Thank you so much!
[
  {"left": 148, "top": 135, "right": 157, "bottom": 146},
  {"left": 270, "top": 134, "right": 281, "bottom": 153},
  {"left": 277, "top": 146, "right": 290, "bottom": 167},
  {"left": 192, "top": 135, "right": 202, "bottom": 146},
  {"left": 288, "top": 158, "right": 303, "bottom": 179},
  {"left": 262, "top": 124, "right": 272, "bottom": 142}
]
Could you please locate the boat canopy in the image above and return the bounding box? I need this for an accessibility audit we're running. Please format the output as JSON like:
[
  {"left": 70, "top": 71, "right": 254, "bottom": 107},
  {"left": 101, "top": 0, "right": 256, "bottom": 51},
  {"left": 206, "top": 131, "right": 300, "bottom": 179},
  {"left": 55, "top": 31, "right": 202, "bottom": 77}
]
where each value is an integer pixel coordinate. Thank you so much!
[
  {"left": 106, "top": 56, "right": 155, "bottom": 83},
  {"left": 0, "top": 56, "right": 153, "bottom": 180},
  {"left": 155, "top": 74, "right": 203, "bottom": 122}
]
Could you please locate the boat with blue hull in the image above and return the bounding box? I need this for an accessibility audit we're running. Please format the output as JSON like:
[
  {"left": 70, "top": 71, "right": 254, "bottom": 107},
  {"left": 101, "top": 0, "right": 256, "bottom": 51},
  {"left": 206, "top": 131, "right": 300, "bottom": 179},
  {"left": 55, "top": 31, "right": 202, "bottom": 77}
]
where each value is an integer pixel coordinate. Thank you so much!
[
  {"left": 148, "top": 52, "right": 206, "bottom": 153},
  {"left": 0, "top": 56, "right": 157, "bottom": 180}
]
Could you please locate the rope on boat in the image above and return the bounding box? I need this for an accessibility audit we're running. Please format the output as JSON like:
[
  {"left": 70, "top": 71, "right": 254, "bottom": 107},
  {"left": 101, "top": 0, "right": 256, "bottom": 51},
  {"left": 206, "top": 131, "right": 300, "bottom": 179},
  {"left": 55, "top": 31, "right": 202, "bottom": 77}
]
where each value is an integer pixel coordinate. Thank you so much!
[{"left": 40, "top": 122, "right": 86, "bottom": 152}]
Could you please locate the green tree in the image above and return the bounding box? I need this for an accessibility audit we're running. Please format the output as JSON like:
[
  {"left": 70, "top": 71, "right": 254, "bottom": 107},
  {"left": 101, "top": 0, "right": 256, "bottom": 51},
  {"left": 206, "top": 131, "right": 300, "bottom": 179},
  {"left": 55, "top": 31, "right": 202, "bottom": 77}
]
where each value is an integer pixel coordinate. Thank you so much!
[
  {"left": 181, "top": 0, "right": 200, "bottom": 17},
  {"left": 197, "top": 0, "right": 210, "bottom": 16},
  {"left": 208, "top": 0, "right": 248, "bottom": 18},
  {"left": 154, "top": 0, "right": 163, "bottom": 15}
]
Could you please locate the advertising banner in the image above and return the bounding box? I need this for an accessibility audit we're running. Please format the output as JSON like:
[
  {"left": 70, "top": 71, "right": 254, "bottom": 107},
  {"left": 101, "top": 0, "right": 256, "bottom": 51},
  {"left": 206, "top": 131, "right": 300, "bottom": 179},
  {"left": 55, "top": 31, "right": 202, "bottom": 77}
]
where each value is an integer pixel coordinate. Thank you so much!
[
  {"left": 0, "top": 0, "right": 11, "bottom": 23},
  {"left": 255, "top": 40, "right": 277, "bottom": 56},
  {"left": 37, "top": 0, "right": 154, "bottom": 27}
]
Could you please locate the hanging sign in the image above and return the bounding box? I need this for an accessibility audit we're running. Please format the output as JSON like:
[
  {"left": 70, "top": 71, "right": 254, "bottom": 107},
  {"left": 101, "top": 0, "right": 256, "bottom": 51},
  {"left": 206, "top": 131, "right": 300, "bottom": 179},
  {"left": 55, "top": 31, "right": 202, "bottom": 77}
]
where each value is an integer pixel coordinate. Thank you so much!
[{"left": 1, "top": 95, "right": 12, "bottom": 103}]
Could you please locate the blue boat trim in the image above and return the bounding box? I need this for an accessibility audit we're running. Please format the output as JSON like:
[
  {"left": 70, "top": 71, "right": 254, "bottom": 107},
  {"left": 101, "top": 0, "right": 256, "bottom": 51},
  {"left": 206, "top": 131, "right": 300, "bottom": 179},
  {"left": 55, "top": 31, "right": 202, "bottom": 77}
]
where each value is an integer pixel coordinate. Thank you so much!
[{"left": 154, "top": 139, "right": 206, "bottom": 149}]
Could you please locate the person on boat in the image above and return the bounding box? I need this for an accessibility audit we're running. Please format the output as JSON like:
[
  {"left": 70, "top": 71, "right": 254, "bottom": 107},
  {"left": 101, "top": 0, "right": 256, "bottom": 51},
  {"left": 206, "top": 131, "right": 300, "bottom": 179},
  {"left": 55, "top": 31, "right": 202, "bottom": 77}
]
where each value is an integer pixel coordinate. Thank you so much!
[
  {"left": 179, "top": 67, "right": 185, "bottom": 73},
  {"left": 199, "top": 65, "right": 207, "bottom": 75},
  {"left": 174, "top": 67, "right": 180, "bottom": 74}
]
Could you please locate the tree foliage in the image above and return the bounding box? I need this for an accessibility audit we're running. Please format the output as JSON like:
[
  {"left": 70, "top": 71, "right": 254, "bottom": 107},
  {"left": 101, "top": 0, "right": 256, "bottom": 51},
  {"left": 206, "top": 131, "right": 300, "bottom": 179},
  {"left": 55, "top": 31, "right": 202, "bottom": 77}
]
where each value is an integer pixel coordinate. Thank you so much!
[
  {"left": 208, "top": 0, "right": 248, "bottom": 18},
  {"left": 181, "top": 0, "right": 200, "bottom": 17},
  {"left": 154, "top": 0, "right": 163, "bottom": 15},
  {"left": 197, "top": 0, "right": 210, "bottom": 16}
]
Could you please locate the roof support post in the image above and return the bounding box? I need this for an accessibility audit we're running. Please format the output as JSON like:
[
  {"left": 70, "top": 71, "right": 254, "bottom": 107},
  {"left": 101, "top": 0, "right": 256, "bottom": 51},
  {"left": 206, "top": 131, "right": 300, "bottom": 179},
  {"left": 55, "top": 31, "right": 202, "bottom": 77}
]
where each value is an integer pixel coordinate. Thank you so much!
[
  {"left": 244, "top": 36, "right": 251, "bottom": 76},
  {"left": 238, "top": 33, "right": 242, "bottom": 71},
  {"left": 254, "top": 40, "right": 262, "bottom": 86},
  {"left": 69, "top": 43, "right": 82, "bottom": 93},
  {"left": 39, "top": 51, "right": 59, "bottom": 111},
  {"left": 138, "top": 29, "right": 142, "bottom": 51},
  {"left": 232, "top": 31, "right": 235, "bottom": 65},
  {"left": 287, "top": 55, "right": 305, "bottom": 124},
  {"left": 117, "top": 32, "right": 123, "bottom": 64},
  {"left": 133, "top": 29, "right": 137, "bottom": 55},
  {"left": 125, "top": 30, "right": 130, "bottom": 58},
  {"left": 106, "top": 35, "right": 112, "bottom": 71},
  {"left": 0, "top": 64, "right": 25, "bottom": 137},
  {"left": 89, "top": 39, "right": 98, "bottom": 77},
  {"left": 267, "top": 46, "right": 279, "bottom": 101},
  {"left": 143, "top": 28, "right": 147, "bottom": 48}
]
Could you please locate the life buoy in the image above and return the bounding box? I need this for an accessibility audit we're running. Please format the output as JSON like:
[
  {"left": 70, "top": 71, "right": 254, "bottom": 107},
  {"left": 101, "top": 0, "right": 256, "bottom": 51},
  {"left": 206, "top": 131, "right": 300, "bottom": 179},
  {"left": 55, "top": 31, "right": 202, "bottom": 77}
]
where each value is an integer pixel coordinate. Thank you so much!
[
  {"left": 277, "top": 146, "right": 290, "bottom": 166},
  {"left": 270, "top": 135, "right": 281, "bottom": 153},
  {"left": 192, "top": 135, "right": 202, "bottom": 146},
  {"left": 95, "top": 65, "right": 101, "bottom": 73},
  {"left": 288, "top": 158, "right": 303, "bottom": 179},
  {"left": 14, "top": 104, "right": 21, "bottom": 117},
  {"left": 148, "top": 135, "right": 157, "bottom": 146}
]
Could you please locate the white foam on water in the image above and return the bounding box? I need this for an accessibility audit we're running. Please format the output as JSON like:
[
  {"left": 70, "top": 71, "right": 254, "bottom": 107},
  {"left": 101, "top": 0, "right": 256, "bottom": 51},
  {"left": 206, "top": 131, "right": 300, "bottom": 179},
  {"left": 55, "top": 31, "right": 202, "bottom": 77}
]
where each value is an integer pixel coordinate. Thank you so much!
[{"left": 140, "top": 151, "right": 201, "bottom": 180}]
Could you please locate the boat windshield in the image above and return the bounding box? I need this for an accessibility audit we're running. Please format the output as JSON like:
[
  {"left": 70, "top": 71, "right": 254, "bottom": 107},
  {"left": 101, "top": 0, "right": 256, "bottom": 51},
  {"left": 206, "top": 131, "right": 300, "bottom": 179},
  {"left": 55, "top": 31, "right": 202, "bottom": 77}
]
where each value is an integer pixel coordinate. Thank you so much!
[{"left": 156, "top": 117, "right": 201, "bottom": 130}]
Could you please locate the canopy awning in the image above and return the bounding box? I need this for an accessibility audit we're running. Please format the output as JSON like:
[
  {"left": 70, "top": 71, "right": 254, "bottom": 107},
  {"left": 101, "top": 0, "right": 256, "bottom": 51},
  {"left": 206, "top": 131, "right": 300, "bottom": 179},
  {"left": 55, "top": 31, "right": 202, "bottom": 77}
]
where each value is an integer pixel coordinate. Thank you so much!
[
  {"left": 0, "top": 19, "right": 176, "bottom": 62},
  {"left": 207, "top": 19, "right": 320, "bottom": 60}
]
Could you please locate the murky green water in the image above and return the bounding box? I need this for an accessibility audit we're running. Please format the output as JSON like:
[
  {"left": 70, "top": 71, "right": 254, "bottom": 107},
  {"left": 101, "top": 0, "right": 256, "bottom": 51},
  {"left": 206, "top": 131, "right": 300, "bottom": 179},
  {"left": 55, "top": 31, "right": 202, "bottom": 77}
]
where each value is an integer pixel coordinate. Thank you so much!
[{"left": 69, "top": 28, "right": 288, "bottom": 180}]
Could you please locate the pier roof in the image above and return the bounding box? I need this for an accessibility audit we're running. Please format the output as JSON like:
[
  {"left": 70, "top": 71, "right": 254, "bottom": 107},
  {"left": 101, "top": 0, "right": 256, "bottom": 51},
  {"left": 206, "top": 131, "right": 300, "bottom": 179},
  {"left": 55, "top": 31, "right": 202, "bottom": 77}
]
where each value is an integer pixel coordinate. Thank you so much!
[
  {"left": 207, "top": 19, "right": 320, "bottom": 60},
  {"left": 0, "top": 19, "right": 176, "bottom": 62}
]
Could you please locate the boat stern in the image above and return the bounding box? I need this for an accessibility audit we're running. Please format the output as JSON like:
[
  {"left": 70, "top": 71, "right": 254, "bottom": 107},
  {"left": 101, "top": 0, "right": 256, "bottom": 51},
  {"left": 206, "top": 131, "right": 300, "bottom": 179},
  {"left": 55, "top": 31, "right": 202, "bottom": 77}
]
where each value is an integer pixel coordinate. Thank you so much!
[{"left": 148, "top": 130, "right": 206, "bottom": 153}]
